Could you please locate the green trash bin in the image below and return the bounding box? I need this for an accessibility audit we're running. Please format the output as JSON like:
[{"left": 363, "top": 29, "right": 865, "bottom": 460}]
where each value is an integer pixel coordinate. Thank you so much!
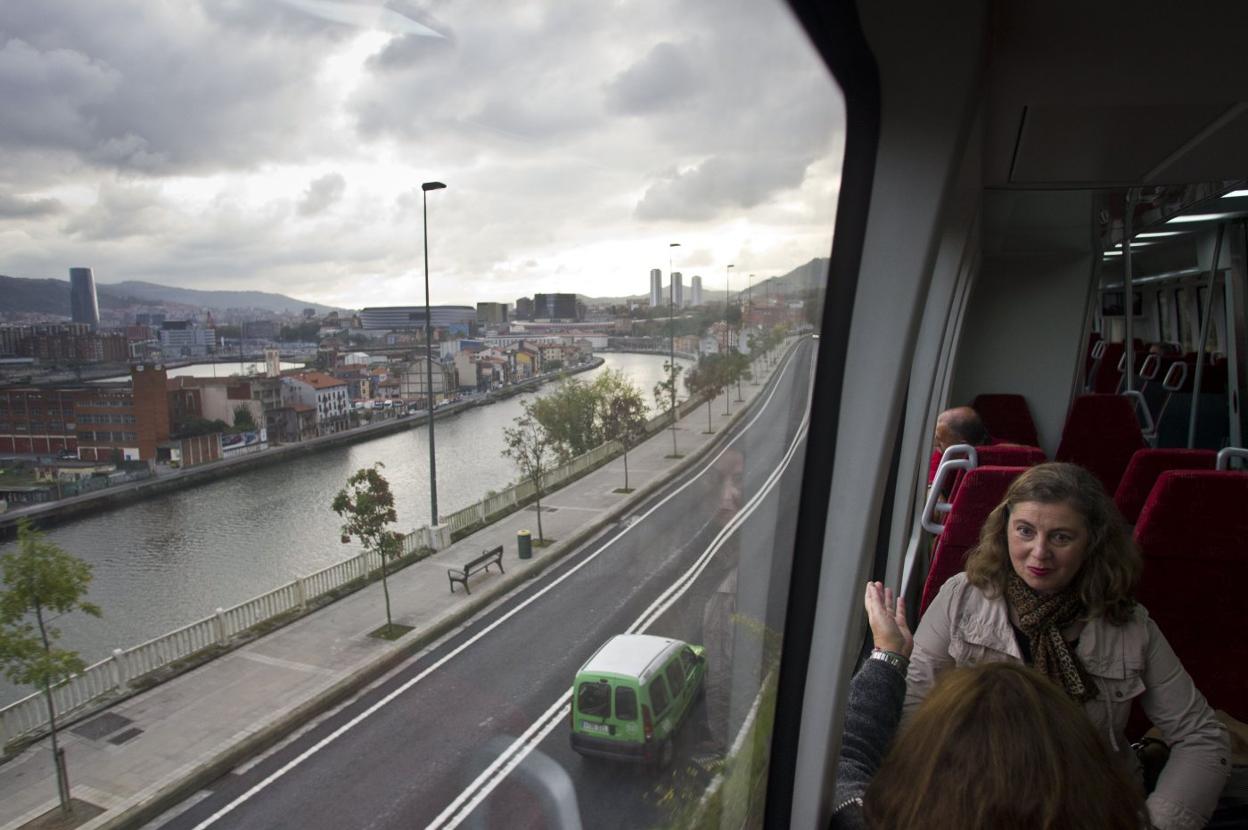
[{"left": 517, "top": 529, "right": 532, "bottom": 560}]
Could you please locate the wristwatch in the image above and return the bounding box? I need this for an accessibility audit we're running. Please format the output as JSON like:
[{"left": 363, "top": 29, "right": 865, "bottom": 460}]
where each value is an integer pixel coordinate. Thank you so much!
[{"left": 869, "top": 648, "right": 909, "bottom": 675}]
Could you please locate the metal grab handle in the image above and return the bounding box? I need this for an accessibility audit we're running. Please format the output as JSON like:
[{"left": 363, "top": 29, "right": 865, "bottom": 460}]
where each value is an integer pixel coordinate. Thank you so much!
[
  {"left": 1121, "top": 389, "right": 1156, "bottom": 437},
  {"left": 1091, "top": 340, "right": 1107, "bottom": 359},
  {"left": 1117, "top": 352, "right": 1128, "bottom": 372},
  {"left": 1139, "top": 354, "right": 1160, "bottom": 381},
  {"left": 921, "top": 445, "right": 978, "bottom": 535},
  {"left": 1162, "top": 361, "right": 1188, "bottom": 392},
  {"left": 1216, "top": 447, "right": 1248, "bottom": 471}
]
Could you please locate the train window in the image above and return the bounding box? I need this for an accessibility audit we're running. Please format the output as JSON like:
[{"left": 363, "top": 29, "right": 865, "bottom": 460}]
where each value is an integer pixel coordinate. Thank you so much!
[{"left": 0, "top": 1, "right": 840, "bottom": 828}]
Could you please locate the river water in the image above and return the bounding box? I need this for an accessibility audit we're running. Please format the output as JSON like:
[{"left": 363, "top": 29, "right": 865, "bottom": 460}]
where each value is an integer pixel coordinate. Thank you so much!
[{"left": 1, "top": 353, "right": 687, "bottom": 705}]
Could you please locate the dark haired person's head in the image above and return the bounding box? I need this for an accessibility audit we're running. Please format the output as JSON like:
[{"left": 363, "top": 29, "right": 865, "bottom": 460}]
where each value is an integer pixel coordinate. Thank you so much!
[
  {"left": 934, "top": 406, "right": 988, "bottom": 454},
  {"left": 965, "top": 462, "right": 1140, "bottom": 623},
  {"left": 863, "top": 663, "right": 1144, "bottom": 829}
]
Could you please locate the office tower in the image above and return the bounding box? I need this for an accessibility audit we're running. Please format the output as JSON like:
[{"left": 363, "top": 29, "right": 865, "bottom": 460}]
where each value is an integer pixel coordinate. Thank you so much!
[
  {"left": 533, "top": 293, "right": 578, "bottom": 320},
  {"left": 477, "top": 302, "right": 509, "bottom": 326},
  {"left": 691, "top": 275, "right": 703, "bottom": 306},
  {"left": 672, "top": 272, "right": 683, "bottom": 308},
  {"left": 515, "top": 297, "right": 534, "bottom": 320},
  {"left": 69, "top": 267, "right": 100, "bottom": 330},
  {"left": 650, "top": 269, "right": 663, "bottom": 307}
]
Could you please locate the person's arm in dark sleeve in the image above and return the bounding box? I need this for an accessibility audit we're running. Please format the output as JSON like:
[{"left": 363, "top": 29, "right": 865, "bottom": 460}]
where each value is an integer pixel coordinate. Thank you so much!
[{"left": 831, "top": 656, "right": 908, "bottom": 820}]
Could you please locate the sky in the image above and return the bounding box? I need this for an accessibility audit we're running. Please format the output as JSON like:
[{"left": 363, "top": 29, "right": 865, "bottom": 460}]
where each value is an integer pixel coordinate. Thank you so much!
[{"left": 0, "top": 0, "right": 844, "bottom": 309}]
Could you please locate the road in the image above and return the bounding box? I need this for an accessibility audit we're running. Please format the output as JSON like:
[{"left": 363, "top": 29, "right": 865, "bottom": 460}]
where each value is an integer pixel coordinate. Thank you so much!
[{"left": 148, "top": 339, "right": 815, "bottom": 830}]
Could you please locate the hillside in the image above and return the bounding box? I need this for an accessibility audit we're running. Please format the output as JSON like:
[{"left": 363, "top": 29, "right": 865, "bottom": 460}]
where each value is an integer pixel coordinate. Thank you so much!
[{"left": 0, "top": 275, "right": 343, "bottom": 318}]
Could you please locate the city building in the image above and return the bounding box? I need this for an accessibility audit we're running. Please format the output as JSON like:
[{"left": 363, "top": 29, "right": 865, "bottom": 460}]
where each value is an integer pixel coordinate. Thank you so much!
[
  {"left": 76, "top": 364, "right": 172, "bottom": 462},
  {"left": 533, "top": 293, "right": 578, "bottom": 321},
  {"left": 514, "top": 296, "right": 534, "bottom": 320},
  {"left": 158, "top": 320, "right": 216, "bottom": 358},
  {"left": 0, "top": 387, "right": 80, "bottom": 455},
  {"left": 135, "top": 312, "right": 167, "bottom": 327},
  {"left": 672, "top": 272, "right": 684, "bottom": 308},
  {"left": 476, "top": 302, "right": 509, "bottom": 326},
  {"left": 399, "top": 359, "right": 456, "bottom": 405},
  {"left": 650, "top": 269, "right": 663, "bottom": 307},
  {"left": 281, "top": 372, "right": 350, "bottom": 435},
  {"left": 358, "top": 306, "right": 476, "bottom": 336},
  {"left": 691, "top": 275, "right": 704, "bottom": 306},
  {"left": 69, "top": 267, "right": 101, "bottom": 330}
]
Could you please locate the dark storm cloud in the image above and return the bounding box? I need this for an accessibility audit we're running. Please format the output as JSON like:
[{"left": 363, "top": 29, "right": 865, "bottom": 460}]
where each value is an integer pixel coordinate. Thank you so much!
[
  {"left": 0, "top": 189, "right": 63, "bottom": 218},
  {"left": 298, "top": 173, "right": 348, "bottom": 216},
  {"left": 604, "top": 42, "right": 702, "bottom": 115},
  {"left": 634, "top": 154, "right": 813, "bottom": 222},
  {"left": 0, "top": 0, "right": 339, "bottom": 175}
]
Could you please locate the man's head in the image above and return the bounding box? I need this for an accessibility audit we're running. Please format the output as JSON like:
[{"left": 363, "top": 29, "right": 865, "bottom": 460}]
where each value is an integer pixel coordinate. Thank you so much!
[{"left": 934, "top": 406, "right": 988, "bottom": 454}]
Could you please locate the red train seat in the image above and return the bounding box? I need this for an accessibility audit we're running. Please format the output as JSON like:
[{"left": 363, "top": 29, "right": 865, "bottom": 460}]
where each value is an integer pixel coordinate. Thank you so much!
[
  {"left": 973, "top": 393, "right": 1041, "bottom": 447},
  {"left": 919, "top": 466, "right": 1025, "bottom": 616},
  {"left": 1055, "top": 394, "right": 1147, "bottom": 494},
  {"left": 1134, "top": 470, "right": 1248, "bottom": 720},
  {"left": 1113, "top": 448, "right": 1217, "bottom": 524}
]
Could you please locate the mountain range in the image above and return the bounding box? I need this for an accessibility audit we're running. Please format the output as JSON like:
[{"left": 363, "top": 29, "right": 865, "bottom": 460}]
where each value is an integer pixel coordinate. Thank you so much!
[{"left": 1, "top": 257, "right": 829, "bottom": 320}]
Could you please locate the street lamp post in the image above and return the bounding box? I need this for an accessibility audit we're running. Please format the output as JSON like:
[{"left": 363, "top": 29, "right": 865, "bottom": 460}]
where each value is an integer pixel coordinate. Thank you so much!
[
  {"left": 668, "top": 242, "right": 680, "bottom": 456},
  {"left": 422, "top": 180, "right": 446, "bottom": 527},
  {"left": 724, "top": 264, "right": 734, "bottom": 415}
]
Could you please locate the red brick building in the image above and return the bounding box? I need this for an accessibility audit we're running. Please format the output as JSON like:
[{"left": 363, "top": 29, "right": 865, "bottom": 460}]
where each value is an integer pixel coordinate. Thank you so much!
[{"left": 0, "top": 387, "right": 79, "bottom": 455}]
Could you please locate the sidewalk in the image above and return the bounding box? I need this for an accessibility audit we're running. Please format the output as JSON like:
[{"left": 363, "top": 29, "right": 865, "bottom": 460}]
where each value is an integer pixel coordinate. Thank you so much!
[{"left": 0, "top": 354, "right": 790, "bottom": 830}]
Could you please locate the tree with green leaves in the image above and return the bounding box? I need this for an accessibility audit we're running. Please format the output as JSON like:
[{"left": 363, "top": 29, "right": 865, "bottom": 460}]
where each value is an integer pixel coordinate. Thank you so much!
[
  {"left": 595, "top": 371, "right": 648, "bottom": 492},
  {"left": 332, "top": 464, "right": 404, "bottom": 637},
  {"left": 653, "top": 361, "right": 684, "bottom": 456},
  {"left": 685, "top": 354, "right": 727, "bottom": 434},
  {"left": 727, "top": 348, "right": 752, "bottom": 402},
  {"left": 528, "top": 376, "right": 603, "bottom": 463},
  {"left": 0, "top": 519, "right": 102, "bottom": 815},
  {"left": 502, "top": 405, "right": 555, "bottom": 543}
]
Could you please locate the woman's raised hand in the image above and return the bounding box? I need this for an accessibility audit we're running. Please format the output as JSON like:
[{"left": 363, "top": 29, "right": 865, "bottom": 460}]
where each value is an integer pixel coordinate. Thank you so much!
[{"left": 864, "top": 581, "right": 913, "bottom": 659}]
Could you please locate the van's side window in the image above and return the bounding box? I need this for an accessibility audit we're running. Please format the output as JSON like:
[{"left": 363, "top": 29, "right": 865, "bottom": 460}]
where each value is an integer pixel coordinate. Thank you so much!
[
  {"left": 649, "top": 677, "right": 670, "bottom": 714},
  {"left": 680, "top": 648, "right": 696, "bottom": 675},
  {"left": 615, "top": 686, "right": 637, "bottom": 721},
  {"left": 665, "top": 662, "right": 685, "bottom": 697},
  {"left": 577, "top": 681, "right": 611, "bottom": 717}
]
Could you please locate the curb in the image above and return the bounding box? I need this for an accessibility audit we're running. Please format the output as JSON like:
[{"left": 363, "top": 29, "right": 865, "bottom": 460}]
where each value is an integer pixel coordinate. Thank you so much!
[{"left": 74, "top": 342, "right": 803, "bottom": 830}]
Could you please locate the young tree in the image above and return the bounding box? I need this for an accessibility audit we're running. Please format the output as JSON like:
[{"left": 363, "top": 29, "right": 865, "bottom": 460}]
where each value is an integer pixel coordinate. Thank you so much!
[
  {"left": 0, "top": 519, "right": 102, "bottom": 815},
  {"left": 685, "top": 354, "right": 726, "bottom": 434},
  {"left": 502, "top": 405, "right": 555, "bottom": 543},
  {"left": 332, "top": 464, "right": 403, "bottom": 636},
  {"left": 595, "top": 371, "right": 648, "bottom": 492},
  {"left": 728, "top": 349, "right": 752, "bottom": 401},
  {"left": 652, "top": 361, "right": 684, "bottom": 456}
]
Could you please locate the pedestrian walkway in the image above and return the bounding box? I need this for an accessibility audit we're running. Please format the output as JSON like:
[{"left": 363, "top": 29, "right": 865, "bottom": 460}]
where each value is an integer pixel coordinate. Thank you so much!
[{"left": 0, "top": 352, "right": 791, "bottom": 830}]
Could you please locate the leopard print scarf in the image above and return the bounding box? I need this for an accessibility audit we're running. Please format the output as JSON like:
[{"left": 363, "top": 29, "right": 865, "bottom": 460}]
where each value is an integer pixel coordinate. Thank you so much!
[{"left": 1006, "top": 572, "right": 1097, "bottom": 702}]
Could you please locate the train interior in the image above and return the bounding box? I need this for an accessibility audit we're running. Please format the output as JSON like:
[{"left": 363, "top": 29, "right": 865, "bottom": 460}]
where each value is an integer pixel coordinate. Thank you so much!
[{"left": 770, "top": 1, "right": 1248, "bottom": 826}]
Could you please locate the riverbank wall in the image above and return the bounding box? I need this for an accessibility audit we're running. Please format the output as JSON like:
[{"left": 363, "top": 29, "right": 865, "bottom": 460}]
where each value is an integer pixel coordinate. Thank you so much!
[{"left": 0, "top": 357, "right": 605, "bottom": 537}]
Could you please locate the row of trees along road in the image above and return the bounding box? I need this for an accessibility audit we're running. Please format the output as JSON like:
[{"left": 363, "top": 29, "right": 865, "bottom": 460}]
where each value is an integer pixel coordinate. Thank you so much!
[
  {"left": 503, "top": 370, "right": 648, "bottom": 544},
  {"left": 683, "top": 350, "right": 753, "bottom": 434}
]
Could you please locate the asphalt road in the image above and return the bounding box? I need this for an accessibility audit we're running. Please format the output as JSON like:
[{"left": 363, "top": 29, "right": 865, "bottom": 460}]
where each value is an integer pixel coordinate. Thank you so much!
[{"left": 148, "top": 339, "right": 815, "bottom": 830}]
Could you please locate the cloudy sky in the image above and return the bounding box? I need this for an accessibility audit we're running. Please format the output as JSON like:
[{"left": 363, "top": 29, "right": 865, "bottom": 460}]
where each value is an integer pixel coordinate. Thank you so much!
[{"left": 0, "top": 0, "right": 844, "bottom": 309}]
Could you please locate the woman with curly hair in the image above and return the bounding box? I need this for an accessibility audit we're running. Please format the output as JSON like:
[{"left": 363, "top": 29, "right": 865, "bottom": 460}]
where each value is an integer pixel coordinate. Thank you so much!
[{"left": 906, "top": 462, "right": 1229, "bottom": 830}]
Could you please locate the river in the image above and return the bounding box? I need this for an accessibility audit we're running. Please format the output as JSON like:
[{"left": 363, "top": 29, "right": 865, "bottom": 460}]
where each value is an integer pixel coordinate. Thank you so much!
[{"left": 0, "top": 353, "right": 688, "bottom": 705}]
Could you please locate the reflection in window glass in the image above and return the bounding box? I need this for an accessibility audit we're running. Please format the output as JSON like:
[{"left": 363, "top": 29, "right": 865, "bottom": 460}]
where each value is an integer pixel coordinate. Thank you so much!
[
  {"left": 615, "top": 687, "right": 638, "bottom": 722},
  {"left": 577, "top": 682, "right": 611, "bottom": 718}
]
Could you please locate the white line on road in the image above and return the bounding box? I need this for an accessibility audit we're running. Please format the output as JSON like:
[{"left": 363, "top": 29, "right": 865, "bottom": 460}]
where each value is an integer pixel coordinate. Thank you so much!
[
  {"left": 189, "top": 342, "right": 808, "bottom": 830},
  {"left": 428, "top": 357, "right": 814, "bottom": 830}
]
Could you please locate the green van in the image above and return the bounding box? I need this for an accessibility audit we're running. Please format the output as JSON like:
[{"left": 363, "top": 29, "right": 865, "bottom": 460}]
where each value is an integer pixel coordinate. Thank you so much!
[{"left": 569, "top": 634, "right": 707, "bottom": 766}]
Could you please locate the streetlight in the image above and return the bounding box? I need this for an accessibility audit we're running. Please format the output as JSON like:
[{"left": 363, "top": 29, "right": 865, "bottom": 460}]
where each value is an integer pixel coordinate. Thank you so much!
[
  {"left": 724, "top": 264, "right": 734, "bottom": 415},
  {"left": 668, "top": 242, "right": 680, "bottom": 457},
  {"left": 422, "top": 180, "right": 446, "bottom": 527}
]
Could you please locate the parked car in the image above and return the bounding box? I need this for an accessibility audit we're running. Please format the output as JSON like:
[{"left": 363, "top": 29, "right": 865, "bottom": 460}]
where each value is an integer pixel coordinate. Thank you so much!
[{"left": 570, "top": 634, "right": 706, "bottom": 767}]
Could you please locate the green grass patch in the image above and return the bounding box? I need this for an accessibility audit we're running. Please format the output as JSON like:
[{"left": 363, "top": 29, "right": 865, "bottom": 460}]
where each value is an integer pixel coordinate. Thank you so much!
[
  {"left": 532, "top": 538, "right": 556, "bottom": 548},
  {"left": 664, "top": 453, "right": 686, "bottom": 459},
  {"left": 368, "top": 623, "right": 414, "bottom": 640},
  {"left": 613, "top": 487, "right": 635, "bottom": 494}
]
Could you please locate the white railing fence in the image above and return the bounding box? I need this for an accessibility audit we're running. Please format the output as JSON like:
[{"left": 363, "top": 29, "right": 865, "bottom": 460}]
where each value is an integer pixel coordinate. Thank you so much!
[
  {"left": 0, "top": 379, "right": 743, "bottom": 748},
  {"left": 0, "top": 544, "right": 392, "bottom": 747}
]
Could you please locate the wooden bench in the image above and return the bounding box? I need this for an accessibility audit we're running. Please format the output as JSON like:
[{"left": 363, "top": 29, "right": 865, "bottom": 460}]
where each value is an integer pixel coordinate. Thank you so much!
[{"left": 448, "top": 546, "right": 505, "bottom": 594}]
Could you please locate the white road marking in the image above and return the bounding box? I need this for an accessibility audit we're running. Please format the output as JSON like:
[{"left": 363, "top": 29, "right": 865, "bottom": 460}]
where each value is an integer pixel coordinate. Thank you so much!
[
  {"left": 428, "top": 354, "right": 814, "bottom": 830},
  {"left": 189, "top": 342, "right": 808, "bottom": 830}
]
